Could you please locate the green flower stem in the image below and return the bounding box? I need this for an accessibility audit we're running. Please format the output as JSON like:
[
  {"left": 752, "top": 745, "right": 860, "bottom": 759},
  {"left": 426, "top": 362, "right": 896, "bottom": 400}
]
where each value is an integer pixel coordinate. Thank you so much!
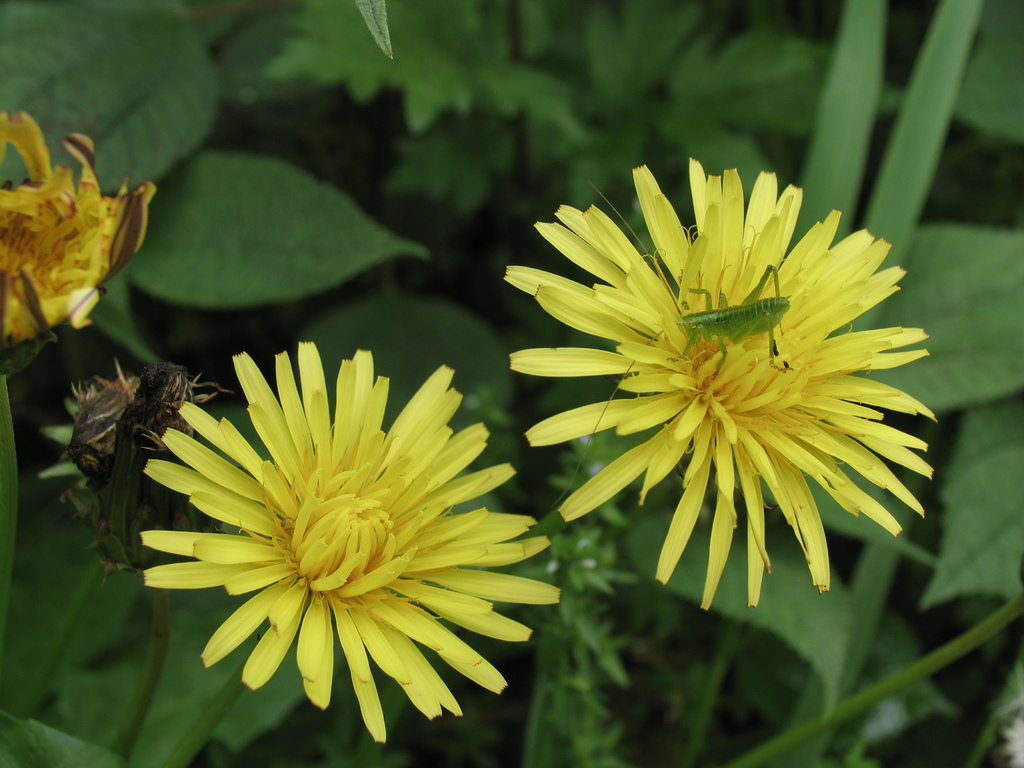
[
  {"left": 114, "top": 587, "right": 172, "bottom": 759},
  {"left": 0, "top": 376, "right": 17, "bottom": 687},
  {"left": 159, "top": 659, "right": 247, "bottom": 768},
  {"left": 531, "top": 507, "right": 567, "bottom": 539},
  {"left": 720, "top": 592, "right": 1024, "bottom": 768}
]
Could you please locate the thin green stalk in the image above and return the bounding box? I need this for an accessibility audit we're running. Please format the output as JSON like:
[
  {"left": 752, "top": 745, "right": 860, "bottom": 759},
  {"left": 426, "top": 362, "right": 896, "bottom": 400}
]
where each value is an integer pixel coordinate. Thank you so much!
[
  {"left": 0, "top": 375, "right": 17, "bottom": 688},
  {"left": 114, "top": 587, "right": 172, "bottom": 759},
  {"left": 159, "top": 659, "right": 247, "bottom": 768},
  {"left": 720, "top": 592, "right": 1024, "bottom": 768},
  {"left": 531, "top": 507, "right": 567, "bottom": 539}
]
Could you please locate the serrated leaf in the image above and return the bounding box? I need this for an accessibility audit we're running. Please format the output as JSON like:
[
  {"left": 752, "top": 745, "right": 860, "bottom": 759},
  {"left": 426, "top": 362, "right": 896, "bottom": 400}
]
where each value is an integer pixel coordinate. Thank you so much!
[
  {"left": 875, "top": 224, "right": 1024, "bottom": 412},
  {"left": 920, "top": 401, "right": 1024, "bottom": 608},
  {"left": 0, "top": 2, "right": 218, "bottom": 188},
  {"left": 356, "top": 0, "right": 393, "bottom": 58},
  {"left": 129, "top": 152, "right": 427, "bottom": 308},
  {"left": 300, "top": 294, "right": 512, "bottom": 419},
  {"left": 0, "top": 712, "right": 124, "bottom": 768},
  {"left": 956, "top": 31, "right": 1024, "bottom": 143},
  {"left": 628, "top": 516, "right": 850, "bottom": 709}
]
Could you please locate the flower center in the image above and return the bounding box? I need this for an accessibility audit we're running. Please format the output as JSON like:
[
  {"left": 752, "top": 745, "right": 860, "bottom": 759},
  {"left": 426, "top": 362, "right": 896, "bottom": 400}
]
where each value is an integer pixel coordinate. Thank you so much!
[
  {"left": 1, "top": 208, "right": 77, "bottom": 272},
  {"left": 288, "top": 494, "right": 395, "bottom": 593}
]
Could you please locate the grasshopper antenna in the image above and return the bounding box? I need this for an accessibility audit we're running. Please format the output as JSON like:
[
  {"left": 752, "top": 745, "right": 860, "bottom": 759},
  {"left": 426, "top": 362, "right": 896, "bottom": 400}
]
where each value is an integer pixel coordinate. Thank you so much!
[
  {"left": 549, "top": 182, "right": 678, "bottom": 512},
  {"left": 547, "top": 181, "right": 649, "bottom": 513},
  {"left": 548, "top": 365, "right": 636, "bottom": 512},
  {"left": 587, "top": 177, "right": 682, "bottom": 302},
  {"left": 587, "top": 177, "right": 650, "bottom": 255}
]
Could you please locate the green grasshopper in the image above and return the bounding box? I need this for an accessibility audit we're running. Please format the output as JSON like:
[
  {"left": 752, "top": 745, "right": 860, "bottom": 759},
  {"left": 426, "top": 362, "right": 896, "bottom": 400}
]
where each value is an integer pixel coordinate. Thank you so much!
[{"left": 677, "top": 265, "right": 790, "bottom": 372}]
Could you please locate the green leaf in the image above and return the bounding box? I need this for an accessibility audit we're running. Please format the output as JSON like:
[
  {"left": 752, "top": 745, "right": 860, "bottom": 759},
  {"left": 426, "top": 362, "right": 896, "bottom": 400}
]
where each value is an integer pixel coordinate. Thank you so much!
[
  {"left": 585, "top": 0, "right": 699, "bottom": 111},
  {"left": 955, "top": 31, "right": 1024, "bottom": 143},
  {"left": 272, "top": 0, "right": 582, "bottom": 139},
  {"left": 863, "top": 0, "right": 985, "bottom": 269},
  {"left": 271, "top": 0, "right": 475, "bottom": 132},
  {"left": 876, "top": 224, "right": 1024, "bottom": 412},
  {"left": 798, "top": 0, "right": 886, "bottom": 235},
  {"left": 666, "top": 32, "right": 829, "bottom": 137},
  {"left": 129, "top": 152, "right": 427, "bottom": 308},
  {"left": 355, "top": 0, "right": 393, "bottom": 58},
  {"left": 301, "top": 294, "right": 512, "bottom": 421},
  {"left": 921, "top": 401, "right": 1024, "bottom": 607},
  {"left": 628, "top": 516, "right": 851, "bottom": 709},
  {"left": 0, "top": 2, "right": 218, "bottom": 188},
  {"left": 0, "top": 712, "right": 124, "bottom": 768}
]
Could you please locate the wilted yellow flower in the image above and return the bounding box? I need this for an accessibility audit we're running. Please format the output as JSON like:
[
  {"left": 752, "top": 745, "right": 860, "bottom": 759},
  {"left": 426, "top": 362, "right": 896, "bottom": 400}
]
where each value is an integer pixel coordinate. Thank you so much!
[
  {"left": 0, "top": 111, "right": 154, "bottom": 358},
  {"left": 508, "top": 160, "right": 933, "bottom": 608},
  {"left": 141, "top": 343, "right": 558, "bottom": 741}
]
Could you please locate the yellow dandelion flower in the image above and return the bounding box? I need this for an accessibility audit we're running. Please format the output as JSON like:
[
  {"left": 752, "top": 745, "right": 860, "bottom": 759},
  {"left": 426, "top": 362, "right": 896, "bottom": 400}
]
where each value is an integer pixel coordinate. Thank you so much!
[
  {"left": 141, "top": 343, "right": 558, "bottom": 742},
  {"left": 508, "top": 160, "right": 933, "bottom": 608},
  {"left": 0, "top": 111, "right": 155, "bottom": 352}
]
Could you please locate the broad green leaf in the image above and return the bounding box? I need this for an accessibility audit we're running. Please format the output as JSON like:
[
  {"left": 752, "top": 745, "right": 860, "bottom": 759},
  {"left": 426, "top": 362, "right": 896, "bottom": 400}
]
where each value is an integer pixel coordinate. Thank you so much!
[
  {"left": 956, "top": 31, "right": 1024, "bottom": 143},
  {"left": 0, "top": 712, "right": 124, "bottom": 768},
  {"left": 0, "top": 2, "right": 218, "bottom": 189},
  {"left": 301, "top": 294, "right": 513, "bottom": 421},
  {"left": 876, "top": 224, "right": 1024, "bottom": 412},
  {"left": 129, "top": 152, "right": 427, "bottom": 308},
  {"left": 628, "top": 515, "right": 851, "bottom": 709},
  {"left": 921, "top": 401, "right": 1024, "bottom": 607},
  {"left": 863, "top": 0, "right": 985, "bottom": 270},
  {"left": 356, "top": 0, "right": 393, "bottom": 58}
]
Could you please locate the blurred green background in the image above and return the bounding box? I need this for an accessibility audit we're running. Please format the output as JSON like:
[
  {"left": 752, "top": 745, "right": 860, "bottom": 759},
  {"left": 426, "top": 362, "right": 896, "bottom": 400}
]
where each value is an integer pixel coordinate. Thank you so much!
[{"left": 2, "top": 1, "right": 1024, "bottom": 766}]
